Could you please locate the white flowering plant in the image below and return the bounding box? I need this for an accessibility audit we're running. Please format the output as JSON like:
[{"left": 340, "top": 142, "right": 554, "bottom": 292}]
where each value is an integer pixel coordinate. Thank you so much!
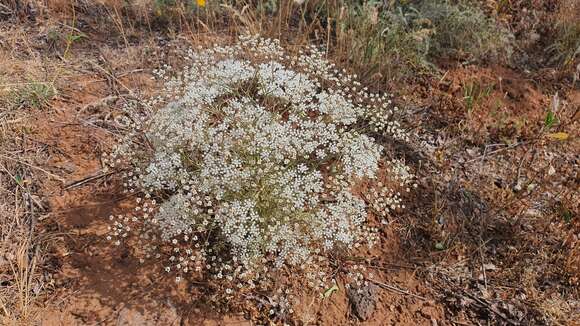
[{"left": 104, "top": 36, "right": 414, "bottom": 315}]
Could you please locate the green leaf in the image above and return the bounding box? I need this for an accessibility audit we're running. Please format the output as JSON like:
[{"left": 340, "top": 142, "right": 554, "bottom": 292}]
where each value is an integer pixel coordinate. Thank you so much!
[
  {"left": 435, "top": 242, "right": 445, "bottom": 250},
  {"left": 15, "top": 175, "right": 23, "bottom": 186},
  {"left": 562, "top": 210, "right": 573, "bottom": 223},
  {"left": 66, "top": 33, "right": 87, "bottom": 43},
  {"left": 544, "top": 111, "right": 555, "bottom": 128},
  {"left": 323, "top": 284, "right": 339, "bottom": 299}
]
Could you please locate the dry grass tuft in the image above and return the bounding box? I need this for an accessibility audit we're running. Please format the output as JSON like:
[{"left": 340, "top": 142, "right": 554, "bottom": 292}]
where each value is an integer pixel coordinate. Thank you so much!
[
  {"left": 547, "top": 0, "right": 580, "bottom": 67},
  {"left": 0, "top": 102, "right": 44, "bottom": 325},
  {"left": 0, "top": 23, "right": 51, "bottom": 324}
]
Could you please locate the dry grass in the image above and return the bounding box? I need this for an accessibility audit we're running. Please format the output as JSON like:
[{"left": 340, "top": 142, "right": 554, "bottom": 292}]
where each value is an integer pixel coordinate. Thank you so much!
[
  {"left": 0, "top": 200, "right": 40, "bottom": 324},
  {"left": 0, "top": 17, "right": 59, "bottom": 324},
  {"left": 0, "top": 94, "right": 43, "bottom": 324},
  {"left": 547, "top": 0, "right": 580, "bottom": 67},
  {"left": 5, "top": 0, "right": 512, "bottom": 84}
]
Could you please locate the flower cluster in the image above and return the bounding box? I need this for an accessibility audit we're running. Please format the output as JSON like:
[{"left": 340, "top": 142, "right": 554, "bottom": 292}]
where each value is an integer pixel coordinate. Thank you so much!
[{"left": 104, "top": 35, "right": 412, "bottom": 312}]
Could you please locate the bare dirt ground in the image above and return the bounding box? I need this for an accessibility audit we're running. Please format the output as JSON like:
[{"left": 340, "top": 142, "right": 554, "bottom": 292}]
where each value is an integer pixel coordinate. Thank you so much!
[{"left": 1, "top": 2, "right": 578, "bottom": 325}]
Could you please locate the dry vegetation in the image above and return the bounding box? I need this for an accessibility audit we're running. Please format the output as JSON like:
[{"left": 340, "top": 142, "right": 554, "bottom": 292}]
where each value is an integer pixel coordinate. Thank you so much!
[{"left": 0, "top": 0, "right": 578, "bottom": 325}]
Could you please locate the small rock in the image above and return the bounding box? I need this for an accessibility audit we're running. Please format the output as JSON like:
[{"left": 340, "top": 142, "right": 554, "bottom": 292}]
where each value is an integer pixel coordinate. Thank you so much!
[
  {"left": 483, "top": 263, "right": 497, "bottom": 271},
  {"left": 117, "top": 308, "right": 148, "bottom": 325},
  {"left": 59, "top": 162, "right": 77, "bottom": 173},
  {"left": 529, "top": 32, "right": 541, "bottom": 43},
  {"left": 525, "top": 208, "right": 542, "bottom": 217},
  {"left": 466, "top": 148, "right": 479, "bottom": 157},
  {"left": 347, "top": 284, "right": 378, "bottom": 321}
]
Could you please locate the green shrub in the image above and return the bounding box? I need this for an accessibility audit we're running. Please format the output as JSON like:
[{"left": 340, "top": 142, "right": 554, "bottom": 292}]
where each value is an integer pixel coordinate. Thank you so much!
[
  {"left": 325, "top": 0, "right": 512, "bottom": 80},
  {"left": 10, "top": 82, "right": 56, "bottom": 109},
  {"left": 333, "top": 2, "right": 434, "bottom": 80},
  {"left": 419, "top": 1, "right": 513, "bottom": 62}
]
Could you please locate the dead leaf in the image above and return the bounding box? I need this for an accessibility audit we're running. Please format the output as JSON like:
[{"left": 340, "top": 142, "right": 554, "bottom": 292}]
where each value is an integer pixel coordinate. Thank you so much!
[{"left": 546, "top": 132, "right": 569, "bottom": 140}]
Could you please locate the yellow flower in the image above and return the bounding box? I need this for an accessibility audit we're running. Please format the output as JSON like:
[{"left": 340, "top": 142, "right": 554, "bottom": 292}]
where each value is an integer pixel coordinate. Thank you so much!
[{"left": 196, "top": 0, "right": 206, "bottom": 7}]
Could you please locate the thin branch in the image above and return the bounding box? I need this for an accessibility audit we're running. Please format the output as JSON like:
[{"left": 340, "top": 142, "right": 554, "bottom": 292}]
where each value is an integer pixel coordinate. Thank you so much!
[
  {"left": 0, "top": 153, "right": 65, "bottom": 182},
  {"left": 64, "top": 170, "right": 116, "bottom": 190},
  {"left": 369, "top": 279, "right": 427, "bottom": 301}
]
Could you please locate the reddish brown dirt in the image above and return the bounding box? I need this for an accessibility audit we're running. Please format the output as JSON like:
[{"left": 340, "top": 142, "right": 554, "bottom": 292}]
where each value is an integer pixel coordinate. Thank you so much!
[
  {"left": 29, "top": 69, "right": 447, "bottom": 325},
  {"left": 438, "top": 65, "right": 551, "bottom": 142},
  {"left": 31, "top": 75, "right": 249, "bottom": 325}
]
